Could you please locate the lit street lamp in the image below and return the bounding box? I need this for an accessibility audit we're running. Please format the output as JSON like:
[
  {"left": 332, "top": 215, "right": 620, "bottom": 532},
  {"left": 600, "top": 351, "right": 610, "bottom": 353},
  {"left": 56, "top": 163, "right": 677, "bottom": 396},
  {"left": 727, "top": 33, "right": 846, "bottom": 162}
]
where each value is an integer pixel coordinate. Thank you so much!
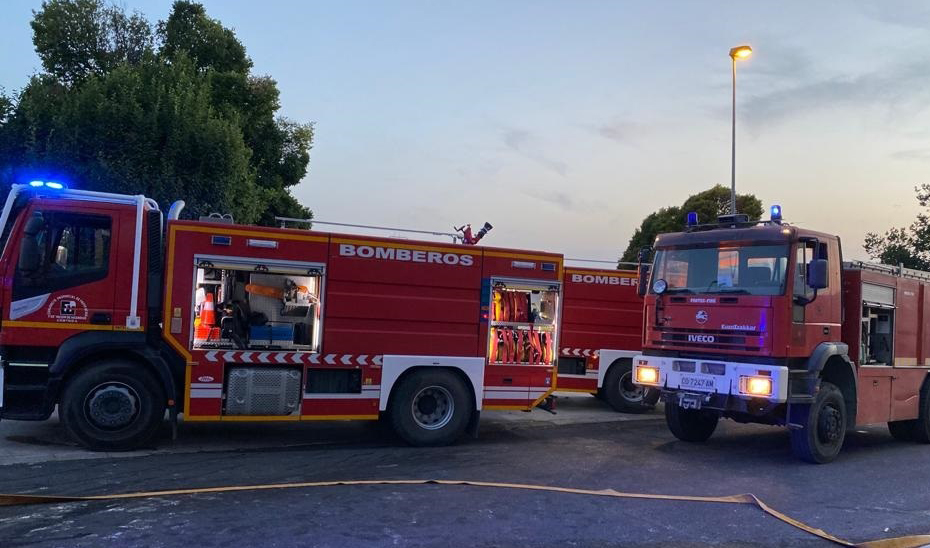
[{"left": 729, "top": 45, "right": 752, "bottom": 214}]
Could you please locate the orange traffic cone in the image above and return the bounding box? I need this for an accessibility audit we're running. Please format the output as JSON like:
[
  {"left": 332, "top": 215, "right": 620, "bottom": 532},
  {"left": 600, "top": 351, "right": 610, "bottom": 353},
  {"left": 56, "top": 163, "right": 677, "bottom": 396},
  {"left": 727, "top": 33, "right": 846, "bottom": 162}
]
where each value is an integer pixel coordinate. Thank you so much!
[
  {"left": 194, "top": 293, "right": 217, "bottom": 343},
  {"left": 201, "top": 292, "right": 216, "bottom": 326}
]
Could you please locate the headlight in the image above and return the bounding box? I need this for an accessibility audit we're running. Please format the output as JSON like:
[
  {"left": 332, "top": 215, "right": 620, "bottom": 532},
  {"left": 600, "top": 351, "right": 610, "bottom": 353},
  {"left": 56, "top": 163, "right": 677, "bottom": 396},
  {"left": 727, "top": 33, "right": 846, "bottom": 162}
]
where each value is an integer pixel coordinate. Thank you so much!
[
  {"left": 635, "top": 366, "right": 660, "bottom": 385},
  {"left": 740, "top": 376, "right": 772, "bottom": 396}
]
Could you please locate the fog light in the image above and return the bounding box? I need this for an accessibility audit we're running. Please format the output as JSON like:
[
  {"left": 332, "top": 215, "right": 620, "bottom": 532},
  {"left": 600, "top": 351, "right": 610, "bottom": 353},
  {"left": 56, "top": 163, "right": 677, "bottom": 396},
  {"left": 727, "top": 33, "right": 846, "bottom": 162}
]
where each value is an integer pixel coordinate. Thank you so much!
[
  {"left": 636, "top": 366, "right": 659, "bottom": 385},
  {"left": 740, "top": 376, "right": 773, "bottom": 396}
]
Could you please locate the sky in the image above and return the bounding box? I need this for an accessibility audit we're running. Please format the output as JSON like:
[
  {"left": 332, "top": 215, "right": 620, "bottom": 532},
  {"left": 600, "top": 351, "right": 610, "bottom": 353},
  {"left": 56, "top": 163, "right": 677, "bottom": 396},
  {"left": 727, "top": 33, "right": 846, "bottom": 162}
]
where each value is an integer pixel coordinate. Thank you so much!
[{"left": 3, "top": 1, "right": 930, "bottom": 262}]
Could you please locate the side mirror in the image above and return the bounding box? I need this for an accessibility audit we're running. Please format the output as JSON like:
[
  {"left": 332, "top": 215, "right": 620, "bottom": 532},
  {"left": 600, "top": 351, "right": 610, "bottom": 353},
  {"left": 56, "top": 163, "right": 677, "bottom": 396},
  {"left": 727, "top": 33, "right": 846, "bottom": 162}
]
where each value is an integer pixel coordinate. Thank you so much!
[
  {"left": 17, "top": 214, "right": 45, "bottom": 276},
  {"left": 637, "top": 247, "right": 652, "bottom": 297},
  {"left": 807, "top": 258, "right": 828, "bottom": 290}
]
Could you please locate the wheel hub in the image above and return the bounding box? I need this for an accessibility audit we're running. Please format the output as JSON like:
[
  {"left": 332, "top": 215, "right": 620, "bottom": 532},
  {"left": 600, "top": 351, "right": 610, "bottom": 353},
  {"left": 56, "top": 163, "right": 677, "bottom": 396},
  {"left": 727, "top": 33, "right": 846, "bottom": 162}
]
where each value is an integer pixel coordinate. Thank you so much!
[
  {"left": 85, "top": 383, "right": 139, "bottom": 430},
  {"left": 412, "top": 386, "right": 454, "bottom": 430},
  {"left": 817, "top": 404, "right": 842, "bottom": 444},
  {"left": 620, "top": 371, "right": 645, "bottom": 402}
]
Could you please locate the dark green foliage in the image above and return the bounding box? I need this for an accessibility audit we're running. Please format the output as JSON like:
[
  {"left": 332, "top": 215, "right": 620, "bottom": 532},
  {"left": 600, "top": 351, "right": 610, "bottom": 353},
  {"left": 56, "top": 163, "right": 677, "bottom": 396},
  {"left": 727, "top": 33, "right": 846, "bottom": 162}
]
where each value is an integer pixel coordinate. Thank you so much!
[
  {"left": 864, "top": 184, "right": 930, "bottom": 270},
  {"left": 0, "top": 0, "right": 312, "bottom": 225},
  {"left": 619, "top": 185, "right": 763, "bottom": 263}
]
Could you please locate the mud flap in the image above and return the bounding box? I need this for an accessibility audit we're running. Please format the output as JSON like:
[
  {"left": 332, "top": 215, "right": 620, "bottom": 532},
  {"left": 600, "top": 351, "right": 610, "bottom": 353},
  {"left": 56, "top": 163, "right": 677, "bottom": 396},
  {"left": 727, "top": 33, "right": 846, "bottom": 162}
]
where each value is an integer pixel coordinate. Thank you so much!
[{"left": 787, "top": 402, "right": 811, "bottom": 430}]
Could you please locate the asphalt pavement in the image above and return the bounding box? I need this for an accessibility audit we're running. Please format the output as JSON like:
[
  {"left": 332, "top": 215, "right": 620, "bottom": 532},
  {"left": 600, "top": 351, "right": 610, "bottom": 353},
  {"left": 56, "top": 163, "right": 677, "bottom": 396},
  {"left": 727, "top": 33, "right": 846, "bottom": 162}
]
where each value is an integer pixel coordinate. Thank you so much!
[{"left": 1, "top": 394, "right": 929, "bottom": 548}]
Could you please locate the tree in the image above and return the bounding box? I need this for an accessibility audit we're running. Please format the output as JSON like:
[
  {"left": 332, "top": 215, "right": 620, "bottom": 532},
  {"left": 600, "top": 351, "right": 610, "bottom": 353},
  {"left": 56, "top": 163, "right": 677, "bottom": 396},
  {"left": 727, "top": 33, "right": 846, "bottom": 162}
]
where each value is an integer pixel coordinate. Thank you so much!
[
  {"left": 0, "top": 0, "right": 312, "bottom": 225},
  {"left": 864, "top": 184, "right": 930, "bottom": 270},
  {"left": 619, "top": 185, "right": 763, "bottom": 263}
]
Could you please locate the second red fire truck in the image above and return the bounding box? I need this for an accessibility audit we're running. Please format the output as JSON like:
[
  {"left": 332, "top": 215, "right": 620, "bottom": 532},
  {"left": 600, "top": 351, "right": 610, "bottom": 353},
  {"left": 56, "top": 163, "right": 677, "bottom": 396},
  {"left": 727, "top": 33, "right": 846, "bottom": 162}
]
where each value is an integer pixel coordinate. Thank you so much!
[
  {"left": 633, "top": 207, "right": 930, "bottom": 463},
  {"left": 0, "top": 183, "right": 563, "bottom": 450},
  {"left": 557, "top": 266, "right": 657, "bottom": 412}
]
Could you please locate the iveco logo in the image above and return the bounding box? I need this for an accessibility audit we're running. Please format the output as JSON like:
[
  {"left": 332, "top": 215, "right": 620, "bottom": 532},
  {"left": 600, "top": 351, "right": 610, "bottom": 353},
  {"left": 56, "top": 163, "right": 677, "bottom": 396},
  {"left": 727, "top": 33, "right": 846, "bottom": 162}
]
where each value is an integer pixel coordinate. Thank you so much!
[
  {"left": 688, "top": 334, "right": 716, "bottom": 343},
  {"left": 695, "top": 309, "right": 708, "bottom": 324}
]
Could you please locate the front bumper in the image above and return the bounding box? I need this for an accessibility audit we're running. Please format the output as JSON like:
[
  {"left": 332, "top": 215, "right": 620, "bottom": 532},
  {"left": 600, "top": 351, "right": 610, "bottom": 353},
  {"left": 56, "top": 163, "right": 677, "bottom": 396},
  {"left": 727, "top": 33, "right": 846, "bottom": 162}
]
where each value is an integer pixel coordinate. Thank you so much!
[{"left": 632, "top": 354, "right": 789, "bottom": 403}]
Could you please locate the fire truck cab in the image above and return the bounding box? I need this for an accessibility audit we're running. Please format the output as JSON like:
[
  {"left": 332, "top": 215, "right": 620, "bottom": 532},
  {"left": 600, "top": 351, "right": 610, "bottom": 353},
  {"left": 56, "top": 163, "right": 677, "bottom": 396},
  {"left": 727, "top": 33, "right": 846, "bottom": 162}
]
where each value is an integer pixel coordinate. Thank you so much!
[
  {"left": 633, "top": 209, "right": 930, "bottom": 463},
  {"left": 0, "top": 184, "right": 563, "bottom": 450}
]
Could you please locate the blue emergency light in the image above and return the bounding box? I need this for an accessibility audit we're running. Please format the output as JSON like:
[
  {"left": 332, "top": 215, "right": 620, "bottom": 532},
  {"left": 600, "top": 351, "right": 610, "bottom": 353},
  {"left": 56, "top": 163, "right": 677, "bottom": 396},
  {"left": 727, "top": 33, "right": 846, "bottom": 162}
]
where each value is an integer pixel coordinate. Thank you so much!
[
  {"left": 28, "top": 180, "right": 65, "bottom": 189},
  {"left": 770, "top": 204, "right": 782, "bottom": 223},
  {"left": 686, "top": 211, "right": 699, "bottom": 226}
]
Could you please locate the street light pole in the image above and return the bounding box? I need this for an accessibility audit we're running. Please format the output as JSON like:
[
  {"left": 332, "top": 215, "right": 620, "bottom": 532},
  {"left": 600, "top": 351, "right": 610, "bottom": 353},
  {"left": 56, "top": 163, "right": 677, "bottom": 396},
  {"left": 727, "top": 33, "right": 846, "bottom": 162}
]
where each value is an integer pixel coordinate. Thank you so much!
[{"left": 728, "top": 45, "right": 752, "bottom": 214}]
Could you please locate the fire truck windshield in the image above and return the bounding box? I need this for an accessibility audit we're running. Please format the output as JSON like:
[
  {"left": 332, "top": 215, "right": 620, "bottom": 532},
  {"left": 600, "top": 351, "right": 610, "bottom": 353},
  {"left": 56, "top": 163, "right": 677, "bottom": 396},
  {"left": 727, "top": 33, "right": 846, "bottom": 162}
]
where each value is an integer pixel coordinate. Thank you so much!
[{"left": 651, "top": 244, "right": 789, "bottom": 296}]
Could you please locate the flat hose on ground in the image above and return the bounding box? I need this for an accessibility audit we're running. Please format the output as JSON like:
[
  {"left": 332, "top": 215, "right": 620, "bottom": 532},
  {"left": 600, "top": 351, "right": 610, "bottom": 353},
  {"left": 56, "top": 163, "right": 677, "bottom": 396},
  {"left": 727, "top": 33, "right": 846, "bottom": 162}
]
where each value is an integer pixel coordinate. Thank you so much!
[{"left": 0, "top": 479, "right": 927, "bottom": 547}]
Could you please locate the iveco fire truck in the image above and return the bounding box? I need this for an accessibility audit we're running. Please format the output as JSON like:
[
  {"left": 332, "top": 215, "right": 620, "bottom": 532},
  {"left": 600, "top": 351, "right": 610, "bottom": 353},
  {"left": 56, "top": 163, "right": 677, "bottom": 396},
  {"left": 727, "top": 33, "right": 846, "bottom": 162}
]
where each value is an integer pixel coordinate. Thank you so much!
[
  {"left": 0, "top": 183, "right": 563, "bottom": 450},
  {"left": 557, "top": 266, "right": 657, "bottom": 412},
  {"left": 632, "top": 207, "right": 930, "bottom": 463}
]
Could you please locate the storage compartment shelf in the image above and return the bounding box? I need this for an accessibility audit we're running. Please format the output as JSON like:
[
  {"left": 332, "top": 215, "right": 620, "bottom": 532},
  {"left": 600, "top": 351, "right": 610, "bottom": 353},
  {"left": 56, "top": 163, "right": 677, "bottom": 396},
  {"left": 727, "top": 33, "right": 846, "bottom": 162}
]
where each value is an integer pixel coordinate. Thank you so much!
[{"left": 491, "top": 321, "right": 555, "bottom": 330}]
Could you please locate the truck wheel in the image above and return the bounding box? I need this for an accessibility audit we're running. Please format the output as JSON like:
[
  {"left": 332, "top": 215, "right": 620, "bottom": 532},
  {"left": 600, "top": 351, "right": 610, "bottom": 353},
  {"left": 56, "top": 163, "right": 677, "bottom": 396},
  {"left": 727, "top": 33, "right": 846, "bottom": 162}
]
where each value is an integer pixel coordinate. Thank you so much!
[
  {"left": 603, "top": 360, "right": 655, "bottom": 414},
  {"left": 59, "top": 361, "right": 166, "bottom": 451},
  {"left": 665, "top": 400, "right": 718, "bottom": 442},
  {"left": 790, "top": 381, "right": 846, "bottom": 464},
  {"left": 913, "top": 380, "right": 930, "bottom": 443},
  {"left": 888, "top": 420, "right": 916, "bottom": 441},
  {"left": 389, "top": 369, "right": 472, "bottom": 447}
]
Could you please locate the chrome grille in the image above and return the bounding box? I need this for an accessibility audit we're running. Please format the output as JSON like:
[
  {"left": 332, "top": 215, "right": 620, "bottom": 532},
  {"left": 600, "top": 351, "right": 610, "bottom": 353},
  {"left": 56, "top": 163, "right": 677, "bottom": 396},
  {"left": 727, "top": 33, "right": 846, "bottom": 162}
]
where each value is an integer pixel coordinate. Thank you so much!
[{"left": 653, "top": 327, "right": 764, "bottom": 352}]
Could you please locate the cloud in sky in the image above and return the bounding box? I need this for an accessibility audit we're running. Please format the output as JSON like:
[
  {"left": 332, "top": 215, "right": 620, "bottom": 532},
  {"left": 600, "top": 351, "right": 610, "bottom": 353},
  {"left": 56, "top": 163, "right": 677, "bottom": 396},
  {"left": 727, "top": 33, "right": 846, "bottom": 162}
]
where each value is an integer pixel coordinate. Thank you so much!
[
  {"left": 741, "top": 59, "right": 930, "bottom": 128},
  {"left": 502, "top": 128, "right": 568, "bottom": 176},
  {"left": 892, "top": 149, "right": 930, "bottom": 162},
  {"left": 590, "top": 117, "right": 641, "bottom": 144},
  {"left": 855, "top": 0, "right": 930, "bottom": 29}
]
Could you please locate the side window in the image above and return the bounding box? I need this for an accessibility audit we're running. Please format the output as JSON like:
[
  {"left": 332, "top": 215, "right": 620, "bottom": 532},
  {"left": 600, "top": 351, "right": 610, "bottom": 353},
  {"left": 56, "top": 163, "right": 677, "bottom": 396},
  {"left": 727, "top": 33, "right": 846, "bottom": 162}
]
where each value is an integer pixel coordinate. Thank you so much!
[{"left": 13, "top": 211, "right": 112, "bottom": 300}]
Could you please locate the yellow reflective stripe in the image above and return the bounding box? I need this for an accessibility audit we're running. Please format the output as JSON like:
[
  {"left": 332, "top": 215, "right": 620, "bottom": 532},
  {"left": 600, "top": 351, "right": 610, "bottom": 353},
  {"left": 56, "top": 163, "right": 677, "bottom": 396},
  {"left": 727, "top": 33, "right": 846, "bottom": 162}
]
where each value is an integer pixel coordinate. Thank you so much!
[
  {"left": 172, "top": 224, "right": 328, "bottom": 243},
  {"left": 3, "top": 321, "right": 142, "bottom": 332}
]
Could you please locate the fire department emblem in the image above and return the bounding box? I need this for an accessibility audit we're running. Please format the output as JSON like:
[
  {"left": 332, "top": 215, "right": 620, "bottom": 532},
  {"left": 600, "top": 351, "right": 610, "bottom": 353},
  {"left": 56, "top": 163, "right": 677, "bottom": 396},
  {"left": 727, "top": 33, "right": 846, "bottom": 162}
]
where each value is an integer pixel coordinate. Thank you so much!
[
  {"left": 695, "top": 309, "right": 708, "bottom": 324},
  {"left": 47, "top": 295, "right": 89, "bottom": 323}
]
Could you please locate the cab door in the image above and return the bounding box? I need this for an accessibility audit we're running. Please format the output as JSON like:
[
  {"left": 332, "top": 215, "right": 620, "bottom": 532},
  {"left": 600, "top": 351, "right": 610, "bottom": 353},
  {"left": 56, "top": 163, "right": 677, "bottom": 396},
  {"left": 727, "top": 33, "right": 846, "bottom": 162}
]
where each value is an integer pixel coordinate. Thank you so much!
[{"left": 4, "top": 203, "right": 118, "bottom": 346}]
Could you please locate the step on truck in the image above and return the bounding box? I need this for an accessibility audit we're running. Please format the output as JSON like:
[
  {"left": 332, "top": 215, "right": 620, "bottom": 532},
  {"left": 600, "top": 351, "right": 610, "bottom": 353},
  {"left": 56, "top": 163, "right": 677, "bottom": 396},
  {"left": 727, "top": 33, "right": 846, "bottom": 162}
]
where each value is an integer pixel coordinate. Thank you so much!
[
  {"left": 557, "top": 266, "right": 658, "bottom": 412},
  {"left": 632, "top": 207, "right": 930, "bottom": 463},
  {"left": 0, "top": 183, "right": 564, "bottom": 450}
]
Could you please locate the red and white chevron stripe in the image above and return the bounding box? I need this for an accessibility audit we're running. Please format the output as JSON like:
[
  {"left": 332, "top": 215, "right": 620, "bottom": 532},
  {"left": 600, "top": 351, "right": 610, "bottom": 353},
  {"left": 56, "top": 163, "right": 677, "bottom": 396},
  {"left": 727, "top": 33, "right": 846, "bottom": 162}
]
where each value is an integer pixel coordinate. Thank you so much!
[
  {"left": 202, "top": 351, "right": 382, "bottom": 367},
  {"left": 560, "top": 348, "right": 599, "bottom": 358}
]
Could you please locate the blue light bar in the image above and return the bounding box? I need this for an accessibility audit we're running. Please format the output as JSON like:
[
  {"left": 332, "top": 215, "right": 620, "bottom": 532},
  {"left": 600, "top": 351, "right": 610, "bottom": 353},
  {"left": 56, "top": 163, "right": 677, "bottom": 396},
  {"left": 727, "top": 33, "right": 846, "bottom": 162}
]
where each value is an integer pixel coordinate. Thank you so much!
[
  {"left": 770, "top": 204, "right": 782, "bottom": 222},
  {"left": 686, "top": 211, "right": 699, "bottom": 226},
  {"left": 24, "top": 180, "right": 66, "bottom": 190}
]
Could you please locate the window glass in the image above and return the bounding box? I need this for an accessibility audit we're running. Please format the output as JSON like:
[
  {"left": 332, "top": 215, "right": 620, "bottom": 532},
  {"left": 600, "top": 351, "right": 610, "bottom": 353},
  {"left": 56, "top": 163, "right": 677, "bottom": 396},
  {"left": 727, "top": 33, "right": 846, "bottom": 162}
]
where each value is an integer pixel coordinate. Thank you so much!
[
  {"left": 651, "top": 244, "right": 789, "bottom": 296},
  {"left": 13, "top": 211, "right": 112, "bottom": 300}
]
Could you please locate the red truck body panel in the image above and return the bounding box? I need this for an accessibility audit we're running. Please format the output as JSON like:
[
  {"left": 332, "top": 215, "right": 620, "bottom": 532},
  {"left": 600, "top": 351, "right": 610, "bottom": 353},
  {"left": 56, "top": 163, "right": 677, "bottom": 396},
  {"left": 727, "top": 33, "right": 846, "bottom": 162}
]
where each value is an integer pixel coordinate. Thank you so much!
[
  {"left": 163, "top": 221, "right": 563, "bottom": 420},
  {"left": 557, "top": 267, "right": 642, "bottom": 392},
  {"left": 841, "top": 266, "right": 930, "bottom": 424}
]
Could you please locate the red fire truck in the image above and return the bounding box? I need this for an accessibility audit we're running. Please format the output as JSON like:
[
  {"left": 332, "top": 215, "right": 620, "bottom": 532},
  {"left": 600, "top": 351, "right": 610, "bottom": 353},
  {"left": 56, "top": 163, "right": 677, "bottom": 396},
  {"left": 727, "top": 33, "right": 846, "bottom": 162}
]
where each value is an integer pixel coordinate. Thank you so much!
[
  {"left": 0, "top": 183, "right": 563, "bottom": 450},
  {"left": 632, "top": 208, "right": 930, "bottom": 463},
  {"left": 557, "top": 266, "right": 657, "bottom": 412}
]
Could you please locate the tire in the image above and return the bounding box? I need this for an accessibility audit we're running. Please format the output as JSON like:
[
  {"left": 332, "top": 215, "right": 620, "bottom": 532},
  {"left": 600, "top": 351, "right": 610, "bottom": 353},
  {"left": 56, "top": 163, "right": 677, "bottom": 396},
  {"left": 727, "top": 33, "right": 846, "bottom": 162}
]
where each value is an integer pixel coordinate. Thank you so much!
[
  {"left": 603, "top": 360, "right": 656, "bottom": 414},
  {"left": 888, "top": 420, "right": 916, "bottom": 441},
  {"left": 59, "top": 360, "right": 166, "bottom": 451},
  {"left": 389, "top": 369, "right": 472, "bottom": 447},
  {"left": 914, "top": 380, "right": 930, "bottom": 443},
  {"left": 665, "top": 399, "right": 718, "bottom": 442},
  {"left": 790, "top": 381, "right": 846, "bottom": 464}
]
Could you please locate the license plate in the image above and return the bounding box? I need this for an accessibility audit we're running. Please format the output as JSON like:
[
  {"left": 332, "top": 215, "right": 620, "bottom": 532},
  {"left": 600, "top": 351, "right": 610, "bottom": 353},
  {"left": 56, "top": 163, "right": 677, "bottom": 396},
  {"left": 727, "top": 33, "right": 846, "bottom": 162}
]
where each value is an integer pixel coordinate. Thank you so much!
[{"left": 679, "top": 374, "right": 715, "bottom": 392}]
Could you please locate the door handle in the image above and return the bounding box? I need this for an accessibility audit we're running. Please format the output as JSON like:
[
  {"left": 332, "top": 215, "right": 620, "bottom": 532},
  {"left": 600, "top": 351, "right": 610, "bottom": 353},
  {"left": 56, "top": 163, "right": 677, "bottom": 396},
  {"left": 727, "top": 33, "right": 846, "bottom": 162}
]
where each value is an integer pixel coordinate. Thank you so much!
[{"left": 91, "top": 313, "right": 112, "bottom": 325}]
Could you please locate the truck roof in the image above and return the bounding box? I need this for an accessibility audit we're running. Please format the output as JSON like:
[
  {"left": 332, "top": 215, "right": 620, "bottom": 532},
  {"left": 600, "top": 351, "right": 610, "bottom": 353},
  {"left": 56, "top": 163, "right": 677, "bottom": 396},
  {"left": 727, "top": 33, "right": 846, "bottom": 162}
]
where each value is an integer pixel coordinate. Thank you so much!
[
  {"left": 654, "top": 223, "right": 836, "bottom": 248},
  {"left": 170, "top": 218, "right": 563, "bottom": 260}
]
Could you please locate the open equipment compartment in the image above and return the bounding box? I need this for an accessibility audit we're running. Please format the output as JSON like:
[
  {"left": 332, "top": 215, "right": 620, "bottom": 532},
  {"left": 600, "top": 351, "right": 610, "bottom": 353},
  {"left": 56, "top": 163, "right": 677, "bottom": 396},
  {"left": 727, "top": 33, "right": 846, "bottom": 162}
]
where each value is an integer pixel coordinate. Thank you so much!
[
  {"left": 191, "top": 256, "right": 324, "bottom": 353},
  {"left": 488, "top": 279, "right": 560, "bottom": 365}
]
